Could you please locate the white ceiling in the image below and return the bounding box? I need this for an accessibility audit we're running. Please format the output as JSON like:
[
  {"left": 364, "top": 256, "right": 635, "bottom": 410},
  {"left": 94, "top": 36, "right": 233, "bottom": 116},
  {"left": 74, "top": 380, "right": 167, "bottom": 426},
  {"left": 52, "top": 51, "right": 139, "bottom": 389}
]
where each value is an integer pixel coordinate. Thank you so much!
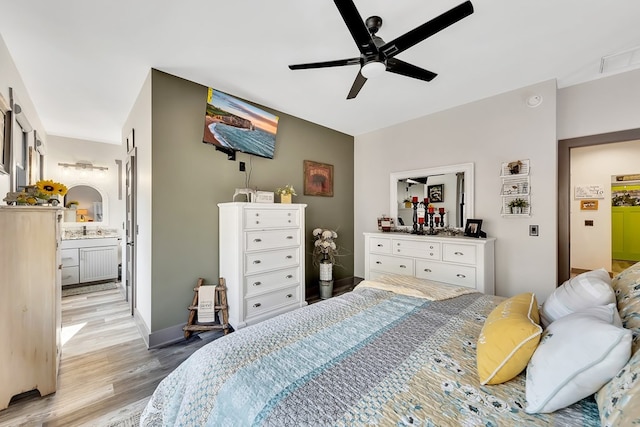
[{"left": 1, "top": 1, "right": 640, "bottom": 144}]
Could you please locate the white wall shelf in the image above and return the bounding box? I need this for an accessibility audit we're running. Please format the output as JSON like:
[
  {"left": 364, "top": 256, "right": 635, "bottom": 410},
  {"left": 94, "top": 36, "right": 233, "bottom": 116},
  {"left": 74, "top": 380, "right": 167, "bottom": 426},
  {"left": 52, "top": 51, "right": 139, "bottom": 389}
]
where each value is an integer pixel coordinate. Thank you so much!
[{"left": 501, "top": 159, "right": 531, "bottom": 217}]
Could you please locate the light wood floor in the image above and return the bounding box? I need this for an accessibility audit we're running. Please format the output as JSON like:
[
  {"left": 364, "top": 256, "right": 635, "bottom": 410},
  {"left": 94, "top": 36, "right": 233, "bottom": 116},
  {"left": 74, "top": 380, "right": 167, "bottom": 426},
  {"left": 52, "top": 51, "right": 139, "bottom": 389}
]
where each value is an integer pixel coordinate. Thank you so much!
[{"left": 0, "top": 287, "right": 221, "bottom": 427}]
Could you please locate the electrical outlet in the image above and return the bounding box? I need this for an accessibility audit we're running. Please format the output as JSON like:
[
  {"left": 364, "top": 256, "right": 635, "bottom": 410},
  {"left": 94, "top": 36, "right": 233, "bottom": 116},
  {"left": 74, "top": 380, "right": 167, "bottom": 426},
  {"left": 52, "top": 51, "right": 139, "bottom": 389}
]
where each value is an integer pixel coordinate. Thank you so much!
[
  {"left": 529, "top": 225, "right": 539, "bottom": 236},
  {"left": 239, "top": 161, "right": 246, "bottom": 172}
]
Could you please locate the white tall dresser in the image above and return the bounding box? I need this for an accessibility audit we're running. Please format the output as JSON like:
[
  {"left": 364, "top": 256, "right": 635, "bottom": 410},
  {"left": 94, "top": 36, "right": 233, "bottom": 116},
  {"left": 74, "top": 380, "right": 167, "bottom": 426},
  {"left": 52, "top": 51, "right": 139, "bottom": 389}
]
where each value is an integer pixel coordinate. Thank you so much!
[
  {"left": 218, "top": 202, "right": 307, "bottom": 330},
  {"left": 0, "top": 206, "right": 63, "bottom": 410}
]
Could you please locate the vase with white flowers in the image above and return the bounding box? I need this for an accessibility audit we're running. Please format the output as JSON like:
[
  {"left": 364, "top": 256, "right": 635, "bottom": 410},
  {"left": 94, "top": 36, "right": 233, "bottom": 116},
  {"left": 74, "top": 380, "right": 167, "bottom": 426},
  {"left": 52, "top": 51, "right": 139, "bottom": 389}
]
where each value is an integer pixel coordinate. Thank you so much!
[
  {"left": 275, "top": 184, "right": 296, "bottom": 204},
  {"left": 312, "top": 228, "right": 338, "bottom": 299}
]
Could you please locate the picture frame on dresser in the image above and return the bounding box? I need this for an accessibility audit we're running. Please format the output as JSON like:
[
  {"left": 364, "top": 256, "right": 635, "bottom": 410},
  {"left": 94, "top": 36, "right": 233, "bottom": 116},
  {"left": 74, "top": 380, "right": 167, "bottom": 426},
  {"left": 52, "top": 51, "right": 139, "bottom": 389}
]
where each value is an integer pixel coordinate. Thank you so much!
[{"left": 464, "top": 219, "right": 483, "bottom": 238}]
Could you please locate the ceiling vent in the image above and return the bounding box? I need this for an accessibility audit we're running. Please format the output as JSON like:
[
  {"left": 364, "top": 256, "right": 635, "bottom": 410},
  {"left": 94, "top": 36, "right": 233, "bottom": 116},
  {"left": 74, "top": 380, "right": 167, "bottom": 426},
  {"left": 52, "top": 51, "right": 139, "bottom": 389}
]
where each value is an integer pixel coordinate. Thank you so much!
[{"left": 600, "top": 46, "right": 640, "bottom": 74}]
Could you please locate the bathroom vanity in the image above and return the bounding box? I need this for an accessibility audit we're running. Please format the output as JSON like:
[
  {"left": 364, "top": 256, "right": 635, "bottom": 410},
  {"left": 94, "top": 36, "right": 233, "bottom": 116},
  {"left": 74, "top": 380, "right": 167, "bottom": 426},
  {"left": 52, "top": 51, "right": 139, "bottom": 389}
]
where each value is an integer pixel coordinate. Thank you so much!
[{"left": 61, "top": 231, "right": 120, "bottom": 285}]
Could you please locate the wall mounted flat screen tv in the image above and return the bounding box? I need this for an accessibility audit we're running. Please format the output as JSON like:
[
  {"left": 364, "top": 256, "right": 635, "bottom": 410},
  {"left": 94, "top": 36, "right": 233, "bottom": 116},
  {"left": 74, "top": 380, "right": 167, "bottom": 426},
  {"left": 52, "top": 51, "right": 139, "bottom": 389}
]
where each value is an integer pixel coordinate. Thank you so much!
[{"left": 203, "top": 88, "right": 279, "bottom": 159}]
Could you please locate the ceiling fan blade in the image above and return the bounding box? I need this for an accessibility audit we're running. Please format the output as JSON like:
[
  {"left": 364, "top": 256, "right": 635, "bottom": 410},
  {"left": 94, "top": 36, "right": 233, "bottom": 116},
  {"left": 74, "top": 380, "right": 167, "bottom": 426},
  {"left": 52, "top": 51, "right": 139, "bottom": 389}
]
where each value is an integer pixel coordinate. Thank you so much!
[
  {"left": 347, "top": 71, "right": 367, "bottom": 99},
  {"left": 334, "top": 0, "right": 378, "bottom": 55},
  {"left": 379, "top": 1, "right": 474, "bottom": 59},
  {"left": 289, "top": 57, "right": 361, "bottom": 70},
  {"left": 386, "top": 58, "right": 437, "bottom": 82}
]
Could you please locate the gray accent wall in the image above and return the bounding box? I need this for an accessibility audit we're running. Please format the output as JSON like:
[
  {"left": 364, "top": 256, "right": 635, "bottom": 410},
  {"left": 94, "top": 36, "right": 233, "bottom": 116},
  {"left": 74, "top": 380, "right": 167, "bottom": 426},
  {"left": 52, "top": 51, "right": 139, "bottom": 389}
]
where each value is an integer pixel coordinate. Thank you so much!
[{"left": 148, "top": 70, "right": 354, "bottom": 335}]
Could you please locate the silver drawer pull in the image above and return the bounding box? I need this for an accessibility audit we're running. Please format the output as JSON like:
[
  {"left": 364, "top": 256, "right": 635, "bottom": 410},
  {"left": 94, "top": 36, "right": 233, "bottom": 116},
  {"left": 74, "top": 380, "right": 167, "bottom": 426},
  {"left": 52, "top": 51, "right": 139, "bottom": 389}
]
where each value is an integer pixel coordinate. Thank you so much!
[
  {"left": 286, "top": 294, "right": 293, "bottom": 298},
  {"left": 456, "top": 274, "right": 466, "bottom": 278},
  {"left": 376, "top": 261, "right": 382, "bottom": 264},
  {"left": 429, "top": 252, "right": 434, "bottom": 256},
  {"left": 288, "top": 220, "right": 291, "bottom": 223},
  {"left": 255, "top": 213, "right": 260, "bottom": 217},
  {"left": 286, "top": 255, "right": 293, "bottom": 259},
  {"left": 454, "top": 251, "right": 464, "bottom": 256},
  {"left": 253, "top": 260, "right": 261, "bottom": 264},
  {"left": 286, "top": 275, "right": 293, "bottom": 279},
  {"left": 253, "top": 303, "right": 262, "bottom": 308},
  {"left": 254, "top": 238, "right": 262, "bottom": 242},
  {"left": 288, "top": 213, "right": 291, "bottom": 216},
  {"left": 286, "top": 236, "right": 293, "bottom": 239},
  {"left": 62, "top": 257, "right": 74, "bottom": 260},
  {"left": 377, "top": 244, "right": 383, "bottom": 247},
  {"left": 429, "top": 245, "right": 434, "bottom": 249},
  {"left": 255, "top": 221, "right": 260, "bottom": 224},
  {"left": 400, "top": 265, "right": 407, "bottom": 268},
  {"left": 63, "top": 275, "right": 72, "bottom": 279},
  {"left": 424, "top": 268, "right": 432, "bottom": 273},
  {"left": 253, "top": 281, "right": 262, "bottom": 286}
]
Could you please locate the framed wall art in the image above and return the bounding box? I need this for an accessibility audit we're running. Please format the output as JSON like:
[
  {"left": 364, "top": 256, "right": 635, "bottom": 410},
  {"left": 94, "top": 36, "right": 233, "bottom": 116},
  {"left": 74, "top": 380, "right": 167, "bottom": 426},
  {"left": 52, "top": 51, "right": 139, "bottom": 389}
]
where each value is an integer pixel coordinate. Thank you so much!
[
  {"left": 303, "top": 160, "right": 333, "bottom": 197},
  {"left": 580, "top": 200, "right": 598, "bottom": 210},
  {"left": 428, "top": 184, "right": 444, "bottom": 203},
  {"left": 0, "top": 92, "right": 10, "bottom": 175},
  {"left": 464, "top": 219, "right": 483, "bottom": 238}
]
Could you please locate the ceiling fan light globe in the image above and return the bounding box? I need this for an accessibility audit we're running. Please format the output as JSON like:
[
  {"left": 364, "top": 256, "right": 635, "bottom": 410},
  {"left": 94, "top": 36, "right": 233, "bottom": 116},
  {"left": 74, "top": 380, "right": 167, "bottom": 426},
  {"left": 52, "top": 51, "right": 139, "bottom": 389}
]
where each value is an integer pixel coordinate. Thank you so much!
[{"left": 361, "top": 61, "right": 386, "bottom": 78}]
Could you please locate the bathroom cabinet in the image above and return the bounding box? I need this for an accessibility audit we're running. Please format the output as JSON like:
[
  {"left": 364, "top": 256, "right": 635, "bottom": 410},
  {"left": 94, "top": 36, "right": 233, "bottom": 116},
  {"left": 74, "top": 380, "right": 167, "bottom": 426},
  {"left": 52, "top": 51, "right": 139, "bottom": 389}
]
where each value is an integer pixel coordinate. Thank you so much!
[{"left": 60, "top": 237, "right": 119, "bottom": 285}]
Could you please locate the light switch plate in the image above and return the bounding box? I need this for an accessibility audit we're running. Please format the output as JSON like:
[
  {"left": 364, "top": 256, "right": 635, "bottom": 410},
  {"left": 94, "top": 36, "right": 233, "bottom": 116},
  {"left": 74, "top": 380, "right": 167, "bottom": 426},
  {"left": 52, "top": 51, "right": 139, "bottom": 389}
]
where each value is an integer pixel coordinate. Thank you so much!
[{"left": 529, "top": 225, "right": 539, "bottom": 236}]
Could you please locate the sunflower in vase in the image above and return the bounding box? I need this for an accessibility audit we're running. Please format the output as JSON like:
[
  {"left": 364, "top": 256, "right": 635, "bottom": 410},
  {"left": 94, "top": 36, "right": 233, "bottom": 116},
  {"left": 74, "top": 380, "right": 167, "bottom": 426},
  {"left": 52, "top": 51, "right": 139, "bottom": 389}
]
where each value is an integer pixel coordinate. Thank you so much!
[{"left": 12, "top": 180, "right": 68, "bottom": 205}]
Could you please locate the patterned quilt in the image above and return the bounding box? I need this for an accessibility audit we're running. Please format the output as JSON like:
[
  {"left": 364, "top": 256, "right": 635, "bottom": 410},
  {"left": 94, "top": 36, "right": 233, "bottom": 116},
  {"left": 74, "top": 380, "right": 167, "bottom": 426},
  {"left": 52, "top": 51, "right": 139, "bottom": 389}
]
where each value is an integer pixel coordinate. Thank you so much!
[{"left": 141, "top": 287, "right": 600, "bottom": 426}]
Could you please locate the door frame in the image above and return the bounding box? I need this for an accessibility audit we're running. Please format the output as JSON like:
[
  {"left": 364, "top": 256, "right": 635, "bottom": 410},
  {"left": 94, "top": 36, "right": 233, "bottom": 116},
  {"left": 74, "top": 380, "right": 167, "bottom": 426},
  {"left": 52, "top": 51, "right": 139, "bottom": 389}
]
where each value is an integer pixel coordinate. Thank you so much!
[
  {"left": 125, "top": 144, "right": 137, "bottom": 316},
  {"left": 557, "top": 127, "right": 640, "bottom": 284}
]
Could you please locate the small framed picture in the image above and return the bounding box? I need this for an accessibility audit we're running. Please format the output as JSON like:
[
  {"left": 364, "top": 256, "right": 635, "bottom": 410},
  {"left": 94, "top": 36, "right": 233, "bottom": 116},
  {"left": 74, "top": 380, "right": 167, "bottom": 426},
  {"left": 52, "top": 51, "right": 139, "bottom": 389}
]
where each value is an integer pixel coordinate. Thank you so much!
[
  {"left": 580, "top": 199, "right": 598, "bottom": 210},
  {"left": 464, "top": 219, "right": 483, "bottom": 238},
  {"left": 427, "top": 184, "right": 444, "bottom": 203}
]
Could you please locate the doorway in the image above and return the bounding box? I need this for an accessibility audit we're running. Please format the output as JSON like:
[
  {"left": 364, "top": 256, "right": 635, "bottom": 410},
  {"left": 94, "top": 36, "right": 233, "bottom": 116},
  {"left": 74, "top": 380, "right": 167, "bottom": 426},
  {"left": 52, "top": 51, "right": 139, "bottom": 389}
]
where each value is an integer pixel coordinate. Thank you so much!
[
  {"left": 125, "top": 144, "right": 137, "bottom": 316},
  {"left": 558, "top": 128, "right": 640, "bottom": 284}
]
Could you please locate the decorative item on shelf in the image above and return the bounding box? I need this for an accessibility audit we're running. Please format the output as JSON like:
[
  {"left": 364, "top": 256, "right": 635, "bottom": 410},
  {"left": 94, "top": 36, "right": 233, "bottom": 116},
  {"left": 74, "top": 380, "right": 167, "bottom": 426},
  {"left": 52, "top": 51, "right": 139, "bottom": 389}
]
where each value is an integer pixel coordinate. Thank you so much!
[
  {"left": 3, "top": 179, "right": 67, "bottom": 206},
  {"left": 403, "top": 198, "right": 412, "bottom": 208},
  {"left": 312, "top": 227, "right": 339, "bottom": 299},
  {"left": 508, "top": 160, "right": 523, "bottom": 175},
  {"left": 377, "top": 215, "right": 393, "bottom": 232},
  {"left": 275, "top": 184, "right": 296, "bottom": 204},
  {"left": 508, "top": 197, "right": 529, "bottom": 214},
  {"left": 65, "top": 200, "right": 79, "bottom": 209}
]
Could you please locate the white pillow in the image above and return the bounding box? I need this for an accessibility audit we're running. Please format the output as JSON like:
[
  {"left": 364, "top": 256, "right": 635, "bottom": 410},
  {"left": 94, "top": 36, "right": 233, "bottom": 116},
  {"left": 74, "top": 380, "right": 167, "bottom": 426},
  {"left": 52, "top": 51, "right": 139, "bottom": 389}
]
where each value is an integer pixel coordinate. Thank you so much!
[
  {"left": 525, "top": 304, "right": 631, "bottom": 414},
  {"left": 540, "top": 268, "right": 614, "bottom": 327}
]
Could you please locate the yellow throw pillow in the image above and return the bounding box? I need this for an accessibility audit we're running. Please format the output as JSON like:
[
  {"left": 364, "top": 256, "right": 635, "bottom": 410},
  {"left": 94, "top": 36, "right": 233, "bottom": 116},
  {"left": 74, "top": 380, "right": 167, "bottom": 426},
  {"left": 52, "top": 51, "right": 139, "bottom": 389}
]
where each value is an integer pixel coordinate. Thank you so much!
[{"left": 477, "top": 293, "right": 542, "bottom": 385}]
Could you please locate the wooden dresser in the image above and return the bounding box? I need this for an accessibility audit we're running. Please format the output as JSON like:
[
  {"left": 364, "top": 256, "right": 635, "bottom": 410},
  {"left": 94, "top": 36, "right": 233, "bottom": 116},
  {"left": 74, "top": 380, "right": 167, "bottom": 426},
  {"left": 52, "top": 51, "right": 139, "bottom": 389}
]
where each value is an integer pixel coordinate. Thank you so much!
[
  {"left": 364, "top": 232, "right": 496, "bottom": 295},
  {"left": 218, "top": 202, "right": 307, "bottom": 330},
  {"left": 0, "top": 206, "right": 63, "bottom": 410}
]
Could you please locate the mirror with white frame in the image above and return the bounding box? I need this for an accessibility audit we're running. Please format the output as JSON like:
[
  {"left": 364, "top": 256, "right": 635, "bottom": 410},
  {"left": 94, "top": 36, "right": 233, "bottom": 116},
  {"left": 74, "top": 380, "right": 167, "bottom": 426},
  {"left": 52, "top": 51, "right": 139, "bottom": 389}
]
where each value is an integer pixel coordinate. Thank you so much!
[
  {"left": 62, "top": 184, "right": 108, "bottom": 224},
  {"left": 390, "top": 163, "right": 474, "bottom": 231}
]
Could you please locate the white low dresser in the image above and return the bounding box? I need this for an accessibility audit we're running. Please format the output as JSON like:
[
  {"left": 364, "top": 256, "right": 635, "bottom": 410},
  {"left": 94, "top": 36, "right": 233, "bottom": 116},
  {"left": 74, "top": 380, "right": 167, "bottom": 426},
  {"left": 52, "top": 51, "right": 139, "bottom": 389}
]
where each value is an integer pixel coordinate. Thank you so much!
[
  {"left": 219, "top": 202, "right": 307, "bottom": 330},
  {"left": 364, "top": 232, "right": 496, "bottom": 295}
]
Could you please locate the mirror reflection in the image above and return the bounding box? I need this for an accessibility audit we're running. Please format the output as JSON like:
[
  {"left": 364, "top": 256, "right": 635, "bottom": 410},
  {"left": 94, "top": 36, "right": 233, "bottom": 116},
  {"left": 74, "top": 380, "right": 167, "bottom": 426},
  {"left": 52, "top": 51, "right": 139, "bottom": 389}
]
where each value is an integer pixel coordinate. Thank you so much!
[
  {"left": 390, "top": 163, "right": 474, "bottom": 231},
  {"left": 63, "top": 185, "right": 104, "bottom": 223}
]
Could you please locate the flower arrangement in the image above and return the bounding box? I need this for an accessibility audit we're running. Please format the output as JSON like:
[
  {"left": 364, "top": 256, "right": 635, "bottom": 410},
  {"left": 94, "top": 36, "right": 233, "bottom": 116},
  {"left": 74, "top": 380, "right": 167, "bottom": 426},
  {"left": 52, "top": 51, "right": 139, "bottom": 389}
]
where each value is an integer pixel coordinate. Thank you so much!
[
  {"left": 508, "top": 197, "right": 529, "bottom": 208},
  {"left": 4, "top": 179, "right": 68, "bottom": 205},
  {"left": 312, "top": 228, "right": 338, "bottom": 265},
  {"left": 275, "top": 184, "right": 297, "bottom": 196}
]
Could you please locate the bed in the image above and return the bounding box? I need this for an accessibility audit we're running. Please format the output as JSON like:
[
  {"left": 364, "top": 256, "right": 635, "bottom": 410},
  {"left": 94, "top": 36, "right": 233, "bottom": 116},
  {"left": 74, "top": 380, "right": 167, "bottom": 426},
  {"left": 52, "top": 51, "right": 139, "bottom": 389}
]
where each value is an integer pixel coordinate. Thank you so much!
[{"left": 141, "top": 268, "right": 640, "bottom": 426}]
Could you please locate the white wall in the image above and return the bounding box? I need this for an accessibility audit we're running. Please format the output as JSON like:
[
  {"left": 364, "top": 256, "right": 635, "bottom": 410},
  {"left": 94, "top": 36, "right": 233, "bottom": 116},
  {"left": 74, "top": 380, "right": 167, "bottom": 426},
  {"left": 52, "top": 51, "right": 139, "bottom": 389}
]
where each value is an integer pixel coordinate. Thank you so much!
[
  {"left": 355, "top": 80, "right": 559, "bottom": 301},
  {"left": 558, "top": 68, "right": 640, "bottom": 140},
  {"left": 570, "top": 140, "right": 640, "bottom": 271},
  {"left": 0, "top": 35, "right": 47, "bottom": 200}
]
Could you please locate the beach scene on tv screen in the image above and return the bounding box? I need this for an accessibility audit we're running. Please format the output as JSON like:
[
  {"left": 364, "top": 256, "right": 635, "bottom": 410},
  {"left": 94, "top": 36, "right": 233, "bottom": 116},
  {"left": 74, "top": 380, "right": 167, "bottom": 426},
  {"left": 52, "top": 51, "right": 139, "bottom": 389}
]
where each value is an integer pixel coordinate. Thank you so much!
[{"left": 203, "top": 88, "right": 279, "bottom": 159}]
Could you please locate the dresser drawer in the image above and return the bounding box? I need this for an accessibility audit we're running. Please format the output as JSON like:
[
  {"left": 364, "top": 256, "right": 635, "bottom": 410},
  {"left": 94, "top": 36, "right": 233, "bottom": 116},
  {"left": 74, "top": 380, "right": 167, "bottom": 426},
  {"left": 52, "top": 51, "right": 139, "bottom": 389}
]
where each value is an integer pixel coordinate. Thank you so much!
[
  {"left": 370, "top": 253, "right": 414, "bottom": 275},
  {"left": 415, "top": 260, "right": 476, "bottom": 288},
  {"left": 443, "top": 243, "right": 477, "bottom": 265},
  {"left": 246, "top": 229, "right": 300, "bottom": 251},
  {"left": 61, "top": 266, "right": 79, "bottom": 286},
  {"left": 61, "top": 248, "right": 79, "bottom": 267},
  {"left": 369, "top": 237, "right": 392, "bottom": 254},
  {"left": 392, "top": 239, "right": 440, "bottom": 260},
  {"left": 245, "top": 248, "right": 299, "bottom": 274},
  {"left": 245, "top": 286, "right": 300, "bottom": 318},
  {"left": 244, "top": 267, "right": 300, "bottom": 297},
  {"left": 244, "top": 209, "right": 300, "bottom": 229}
]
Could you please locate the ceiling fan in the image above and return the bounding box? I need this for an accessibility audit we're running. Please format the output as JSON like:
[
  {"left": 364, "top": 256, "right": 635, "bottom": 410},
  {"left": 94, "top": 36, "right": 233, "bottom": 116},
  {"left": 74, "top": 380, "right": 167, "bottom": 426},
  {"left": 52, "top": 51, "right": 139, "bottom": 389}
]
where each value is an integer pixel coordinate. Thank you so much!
[{"left": 288, "top": 0, "right": 474, "bottom": 99}]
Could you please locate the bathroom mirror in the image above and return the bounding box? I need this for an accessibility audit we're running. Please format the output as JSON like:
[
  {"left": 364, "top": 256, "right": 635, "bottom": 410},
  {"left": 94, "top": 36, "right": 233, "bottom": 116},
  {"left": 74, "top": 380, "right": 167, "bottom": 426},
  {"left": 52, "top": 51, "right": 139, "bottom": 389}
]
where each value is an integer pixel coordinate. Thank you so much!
[
  {"left": 390, "top": 163, "right": 474, "bottom": 230},
  {"left": 63, "top": 184, "right": 108, "bottom": 224}
]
